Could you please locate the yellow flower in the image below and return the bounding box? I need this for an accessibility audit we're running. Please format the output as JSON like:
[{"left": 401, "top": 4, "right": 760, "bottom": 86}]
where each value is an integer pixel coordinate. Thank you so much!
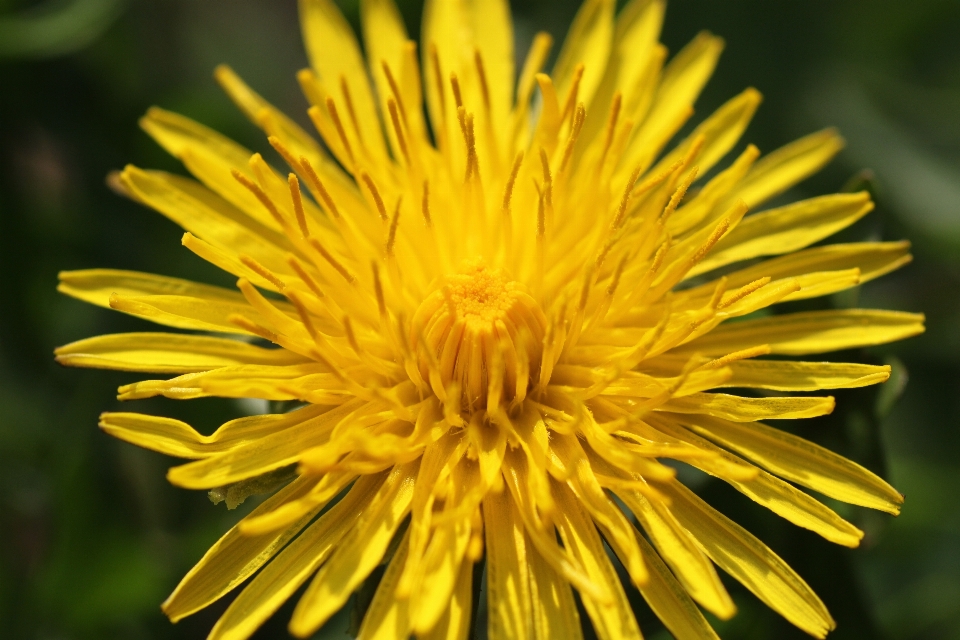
[{"left": 55, "top": 0, "right": 925, "bottom": 638}]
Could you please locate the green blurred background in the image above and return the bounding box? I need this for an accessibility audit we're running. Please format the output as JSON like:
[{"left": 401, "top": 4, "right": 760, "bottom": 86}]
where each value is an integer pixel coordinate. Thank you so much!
[{"left": 1, "top": 0, "right": 958, "bottom": 638}]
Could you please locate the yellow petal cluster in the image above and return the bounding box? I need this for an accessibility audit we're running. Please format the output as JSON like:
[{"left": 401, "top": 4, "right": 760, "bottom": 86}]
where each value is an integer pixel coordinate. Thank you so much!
[{"left": 56, "top": 0, "right": 924, "bottom": 638}]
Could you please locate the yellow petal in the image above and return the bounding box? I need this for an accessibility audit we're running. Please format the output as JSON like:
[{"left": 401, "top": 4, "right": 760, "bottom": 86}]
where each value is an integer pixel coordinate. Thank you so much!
[
  {"left": 662, "top": 392, "right": 835, "bottom": 421},
  {"left": 238, "top": 470, "right": 356, "bottom": 536},
  {"left": 409, "top": 518, "right": 472, "bottom": 634},
  {"left": 356, "top": 529, "right": 413, "bottom": 640},
  {"left": 675, "top": 413, "right": 904, "bottom": 514},
  {"left": 722, "top": 128, "right": 845, "bottom": 210},
  {"left": 583, "top": 0, "right": 664, "bottom": 135},
  {"left": 666, "top": 144, "right": 759, "bottom": 237},
  {"left": 139, "top": 107, "right": 281, "bottom": 230},
  {"left": 720, "top": 359, "right": 891, "bottom": 391},
  {"left": 658, "top": 480, "right": 835, "bottom": 638},
  {"left": 650, "top": 87, "right": 762, "bottom": 181},
  {"left": 677, "top": 309, "right": 925, "bottom": 356},
  {"left": 115, "top": 363, "right": 341, "bottom": 402},
  {"left": 99, "top": 413, "right": 210, "bottom": 458},
  {"left": 470, "top": 0, "right": 515, "bottom": 134},
  {"left": 651, "top": 417, "right": 864, "bottom": 547},
  {"left": 208, "top": 472, "right": 387, "bottom": 640},
  {"left": 483, "top": 480, "right": 533, "bottom": 640},
  {"left": 59, "top": 268, "right": 243, "bottom": 311},
  {"left": 690, "top": 192, "right": 874, "bottom": 277},
  {"left": 400, "top": 431, "right": 468, "bottom": 597},
  {"left": 141, "top": 105, "right": 251, "bottom": 167},
  {"left": 692, "top": 241, "right": 912, "bottom": 298},
  {"left": 162, "top": 475, "right": 317, "bottom": 622},
  {"left": 622, "top": 31, "right": 724, "bottom": 177},
  {"left": 107, "top": 291, "right": 276, "bottom": 337},
  {"left": 526, "top": 527, "right": 584, "bottom": 640},
  {"left": 214, "top": 65, "right": 331, "bottom": 176},
  {"left": 100, "top": 405, "right": 332, "bottom": 460},
  {"left": 552, "top": 0, "right": 615, "bottom": 108},
  {"left": 360, "top": 0, "right": 419, "bottom": 141},
  {"left": 616, "top": 486, "right": 735, "bottom": 619},
  {"left": 632, "top": 532, "right": 721, "bottom": 640},
  {"left": 420, "top": 552, "right": 475, "bottom": 640},
  {"left": 56, "top": 332, "right": 306, "bottom": 374},
  {"left": 552, "top": 435, "right": 648, "bottom": 587},
  {"left": 57, "top": 268, "right": 295, "bottom": 336},
  {"left": 288, "top": 460, "right": 420, "bottom": 637},
  {"left": 502, "top": 452, "right": 604, "bottom": 602},
  {"left": 167, "top": 399, "right": 365, "bottom": 489},
  {"left": 553, "top": 483, "right": 643, "bottom": 640},
  {"left": 299, "top": 0, "right": 386, "bottom": 158}
]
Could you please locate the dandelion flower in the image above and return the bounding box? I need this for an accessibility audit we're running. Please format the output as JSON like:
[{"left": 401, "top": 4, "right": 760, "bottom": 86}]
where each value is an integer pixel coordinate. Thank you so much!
[{"left": 56, "top": 0, "right": 925, "bottom": 638}]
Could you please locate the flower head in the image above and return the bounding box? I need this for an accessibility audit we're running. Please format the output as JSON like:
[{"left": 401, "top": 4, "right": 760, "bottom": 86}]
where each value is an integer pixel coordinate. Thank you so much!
[{"left": 57, "top": 0, "right": 924, "bottom": 638}]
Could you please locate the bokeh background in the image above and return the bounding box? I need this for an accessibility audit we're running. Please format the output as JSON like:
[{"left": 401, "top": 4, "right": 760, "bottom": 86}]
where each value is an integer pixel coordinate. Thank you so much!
[{"left": 2, "top": 0, "right": 959, "bottom": 638}]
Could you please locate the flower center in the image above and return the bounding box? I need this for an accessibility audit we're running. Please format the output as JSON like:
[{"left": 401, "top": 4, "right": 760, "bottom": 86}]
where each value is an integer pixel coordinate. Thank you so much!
[{"left": 411, "top": 264, "right": 546, "bottom": 412}]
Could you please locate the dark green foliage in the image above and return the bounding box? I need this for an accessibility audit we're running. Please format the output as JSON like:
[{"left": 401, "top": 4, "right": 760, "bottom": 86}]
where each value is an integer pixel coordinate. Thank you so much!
[{"left": 1, "top": 0, "right": 957, "bottom": 637}]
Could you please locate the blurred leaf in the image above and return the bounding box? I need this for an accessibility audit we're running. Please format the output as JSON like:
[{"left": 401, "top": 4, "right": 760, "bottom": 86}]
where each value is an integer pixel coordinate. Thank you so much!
[
  {"left": 875, "top": 356, "right": 908, "bottom": 419},
  {"left": 0, "top": 0, "right": 127, "bottom": 59}
]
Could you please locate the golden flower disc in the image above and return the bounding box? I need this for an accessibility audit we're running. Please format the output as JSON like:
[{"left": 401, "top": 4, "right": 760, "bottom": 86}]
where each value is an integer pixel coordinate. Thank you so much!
[{"left": 412, "top": 263, "right": 546, "bottom": 411}]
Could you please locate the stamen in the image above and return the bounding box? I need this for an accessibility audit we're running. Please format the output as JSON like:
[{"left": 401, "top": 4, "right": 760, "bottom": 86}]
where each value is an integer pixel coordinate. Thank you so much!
[
  {"left": 339, "top": 75, "right": 364, "bottom": 144},
  {"left": 458, "top": 108, "right": 478, "bottom": 181},
  {"left": 611, "top": 164, "right": 644, "bottom": 230},
  {"left": 231, "top": 170, "right": 286, "bottom": 228},
  {"left": 286, "top": 255, "right": 325, "bottom": 298},
  {"left": 386, "top": 197, "right": 402, "bottom": 257},
  {"left": 342, "top": 315, "right": 362, "bottom": 355},
  {"left": 429, "top": 43, "right": 446, "bottom": 117},
  {"left": 240, "top": 255, "right": 286, "bottom": 291},
  {"left": 539, "top": 147, "right": 553, "bottom": 208},
  {"left": 650, "top": 242, "right": 668, "bottom": 275},
  {"left": 578, "top": 271, "right": 591, "bottom": 312},
  {"left": 708, "top": 277, "right": 729, "bottom": 309},
  {"left": 560, "top": 63, "right": 585, "bottom": 125},
  {"left": 268, "top": 136, "right": 304, "bottom": 174},
  {"left": 558, "top": 103, "right": 586, "bottom": 174},
  {"left": 287, "top": 174, "right": 309, "bottom": 238},
  {"left": 608, "top": 256, "right": 628, "bottom": 296},
  {"left": 380, "top": 61, "right": 408, "bottom": 127},
  {"left": 597, "top": 92, "right": 622, "bottom": 168},
  {"left": 690, "top": 213, "right": 736, "bottom": 265},
  {"left": 286, "top": 290, "right": 319, "bottom": 339},
  {"left": 387, "top": 98, "right": 410, "bottom": 163},
  {"left": 536, "top": 183, "right": 546, "bottom": 239},
  {"left": 585, "top": 255, "right": 628, "bottom": 333},
  {"left": 697, "top": 345, "right": 772, "bottom": 370},
  {"left": 421, "top": 180, "right": 432, "bottom": 226},
  {"left": 632, "top": 160, "right": 679, "bottom": 200},
  {"left": 473, "top": 49, "right": 492, "bottom": 112},
  {"left": 310, "top": 238, "right": 356, "bottom": 283},
  {"left": 449, "top": 74, "right": 463, "bottom": 109},
  {"left": 502, "top": 151, "right": 524, "bottom": 212},
  {"left": 661, "top": 167, "right": 699, "bottom": 223},
  {"left": 299, "top": 156, "right": 340, "bottom": 218},
  {"left": 228, "top": 314, "right": 279, "bottom": 343},
  {"left": 593, "top": 238, "right": 615, "bottom": 276},
  {"left": 516, "top": 33, "right": 553, "bottom": 107},
  {"left": 719, "top": 277, "right": 771, "bottom": 309},
  {"left": 371, "top": 262, "right": 388, "bottom": 320},
  {"left": 324, "top": 97, "right": 355, "bottom": 164},
  {"left": 359, "top": 172, "right": 388, "bottom": 221}
]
